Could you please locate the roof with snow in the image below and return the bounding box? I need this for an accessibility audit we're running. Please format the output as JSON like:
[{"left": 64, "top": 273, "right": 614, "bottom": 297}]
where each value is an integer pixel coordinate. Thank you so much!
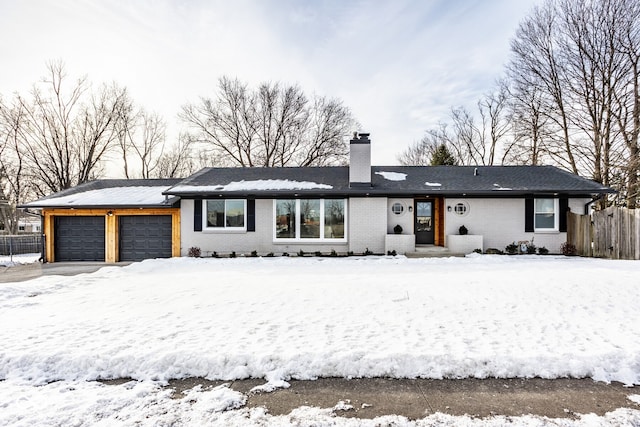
[
  {"left": 21, "top": 179, "right": 181, "bottom": 209},
  {"left": 163, "top": 165, "right": 613, "bottom": 198}
]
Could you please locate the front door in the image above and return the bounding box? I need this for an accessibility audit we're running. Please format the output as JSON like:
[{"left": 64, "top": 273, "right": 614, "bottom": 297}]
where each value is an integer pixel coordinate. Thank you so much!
[{"left": 415, "top": 200, "right": 434, "bottom": 244}]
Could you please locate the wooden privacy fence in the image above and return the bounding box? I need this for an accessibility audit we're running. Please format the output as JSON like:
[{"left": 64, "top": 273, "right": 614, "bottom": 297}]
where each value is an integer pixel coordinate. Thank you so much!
[{"left": 567, "top": 207, "right": 640, "bottom": 260}]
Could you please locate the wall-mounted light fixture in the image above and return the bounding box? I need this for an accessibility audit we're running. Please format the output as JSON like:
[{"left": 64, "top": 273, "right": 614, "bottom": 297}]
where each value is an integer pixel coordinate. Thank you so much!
[
  {"left": 408, "top": 206, "right": 413, "bottom": 213},
  {"left": 447, "top": 206, "right": 452, "bottom": 212},
  {"left": 106, "top": 211, "right": 114, "bottom": 217}
]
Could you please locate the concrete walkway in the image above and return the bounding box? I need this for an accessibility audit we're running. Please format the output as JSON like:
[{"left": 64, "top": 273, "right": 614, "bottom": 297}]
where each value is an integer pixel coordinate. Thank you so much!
[{"left": 165, "top": 377, "right": 639, "bottom": 420}]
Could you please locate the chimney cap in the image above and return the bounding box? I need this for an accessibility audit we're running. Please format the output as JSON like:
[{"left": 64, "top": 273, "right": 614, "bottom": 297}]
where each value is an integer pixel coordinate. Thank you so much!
[{"left": 351, "top": 132, "right": 370, "bottom": 143}]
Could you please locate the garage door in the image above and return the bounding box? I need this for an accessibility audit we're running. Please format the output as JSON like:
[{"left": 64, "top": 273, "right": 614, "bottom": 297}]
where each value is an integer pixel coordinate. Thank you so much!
[
  {"left": 119, "top": 215, "right": 172, "bottom": 261},
  {"left": 55, "top": 216, "right": 105, "bottom": 261}
]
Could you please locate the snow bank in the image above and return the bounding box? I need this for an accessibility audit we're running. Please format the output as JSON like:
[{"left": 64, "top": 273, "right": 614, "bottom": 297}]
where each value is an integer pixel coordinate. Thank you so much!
[{"left": 0, "top": 253, "right": 41, "bottom": 267}]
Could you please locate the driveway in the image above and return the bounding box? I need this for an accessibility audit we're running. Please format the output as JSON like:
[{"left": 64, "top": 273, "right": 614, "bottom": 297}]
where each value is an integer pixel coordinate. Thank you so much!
[{"left": 0, "top": 261, "right": 132, "bottom": 283}]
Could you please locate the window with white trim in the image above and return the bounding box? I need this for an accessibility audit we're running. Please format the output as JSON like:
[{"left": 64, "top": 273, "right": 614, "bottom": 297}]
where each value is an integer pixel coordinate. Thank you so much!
[
  {"left": 204, "top": 199, "right": 246, "bottom": 229},
  {"left": 275, "top": 199, "right": 346, "bottom": 241},
  {"left": 534, "top": 198, "right": 559, "bottom": 231}
]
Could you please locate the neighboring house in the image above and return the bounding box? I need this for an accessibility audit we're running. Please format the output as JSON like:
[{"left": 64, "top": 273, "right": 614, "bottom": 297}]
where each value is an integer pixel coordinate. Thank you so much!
[
  {"left": 20, "top": 179, "right": 181, "bottom": 262},
  {"left": 21, "top": 134, "right": 613, "bottom": 262},
  {"left": 0, "top": 211, "right": 41, "bottom": 233},
  {"left": 164, "top": 133, "right": 613, "bottom": 257}
]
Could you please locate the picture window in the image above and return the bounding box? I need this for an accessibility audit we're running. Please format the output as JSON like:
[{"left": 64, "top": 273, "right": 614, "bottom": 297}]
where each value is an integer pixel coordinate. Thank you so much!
[{"left": 275, "top": 199, "right": 346, "bottom": 241}]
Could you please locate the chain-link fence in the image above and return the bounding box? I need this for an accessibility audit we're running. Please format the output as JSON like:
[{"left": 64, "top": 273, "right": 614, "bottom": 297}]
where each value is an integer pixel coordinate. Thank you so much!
[{"left": 0, "top": 234, "right": 44, "bottom": 256}]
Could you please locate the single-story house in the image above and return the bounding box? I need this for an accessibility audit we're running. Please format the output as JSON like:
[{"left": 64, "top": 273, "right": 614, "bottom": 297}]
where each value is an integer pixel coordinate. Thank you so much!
[{"left": 22, "top": 133, "right": 613, "bottom": 261}]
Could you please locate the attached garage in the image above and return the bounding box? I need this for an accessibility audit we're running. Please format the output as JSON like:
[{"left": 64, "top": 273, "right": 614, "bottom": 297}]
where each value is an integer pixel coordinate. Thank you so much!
[
  {"left": 21, "top": 179, "right": 182, "bottom": 263},
  {"left": 119, "top": 215, "right": 172, "bottom": 261},
  {"left": 54, "top": 216, "right": 105, "bottom": 261}
]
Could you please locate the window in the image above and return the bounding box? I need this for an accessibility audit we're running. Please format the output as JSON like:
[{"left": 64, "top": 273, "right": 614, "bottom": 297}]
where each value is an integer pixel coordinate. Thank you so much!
[
  {"left": 324, "top": 199, "right": 345, "bottom": 239},
  {"left": 204, "top": 199, "right": 246, "bottom": 229},
  {"left": 275, "top": 200, "right": 296, "bottom": 238},
  {"left": 534, "top": 198, "right": 558, "bottom": 231},
  {"left": 300, "top": 199, "right": 320, "bottom": 238},
  {"left": 453, "top": 202, "right": 469, "bottom": 216},
  {"left": 275, "top": 199, "right": 346, "bottom": 240},
  {"left": 391, "top": 202, "right": 404, "bottom": 215}
]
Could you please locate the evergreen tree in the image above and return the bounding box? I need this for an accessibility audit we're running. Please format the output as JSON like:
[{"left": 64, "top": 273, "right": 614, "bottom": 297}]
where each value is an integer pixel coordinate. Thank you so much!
[{"left": 430, "top": 144, "right": 457, "bottom": 166}]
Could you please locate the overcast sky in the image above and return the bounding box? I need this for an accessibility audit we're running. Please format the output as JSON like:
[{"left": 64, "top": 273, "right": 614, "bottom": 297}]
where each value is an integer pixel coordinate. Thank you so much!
[{"left": 0, "top": 0, "right": 539, "bottom": 168}]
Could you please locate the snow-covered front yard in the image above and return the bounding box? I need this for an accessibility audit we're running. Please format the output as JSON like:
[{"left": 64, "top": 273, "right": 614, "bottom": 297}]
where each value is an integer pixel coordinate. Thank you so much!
[{"left": 1, "top": 255, "right": 640, "bottom": 426}]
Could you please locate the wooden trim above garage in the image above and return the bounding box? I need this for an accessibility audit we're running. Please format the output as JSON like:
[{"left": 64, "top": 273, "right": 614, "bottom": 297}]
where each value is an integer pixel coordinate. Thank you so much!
[{"left": 42, "top": 208, "right": 180, "bottom": 263}]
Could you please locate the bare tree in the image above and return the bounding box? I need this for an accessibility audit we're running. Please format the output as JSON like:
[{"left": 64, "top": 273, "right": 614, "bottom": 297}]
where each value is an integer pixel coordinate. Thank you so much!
[
  {"left": 10, "top": 61, "right": 128, "bottom": 195},
  {"left": 0, "top": 98, "right": 32, "bottom": 233},
  {"left": 398, "top": 87, "right": 510, "bottom": 166},
  {"left": 397, "top": 124, "right": 451, "bottom": 165},
  {"left": 509, "top": 2, "right": 579, "bottom": 174},
  {"left": 117, "top": 105, "right": 168, "bottom": 179},
  {"left": 153, "top": 134, "right": 199, "bottom": 178},
  {"left": 610, "top": 0, "right": 640, "bottom": 207},
  {"left": 180, "top": 76, "right": 357, "bottom": 167},
  {"left": 503, "top": 77, "right": 553, "bottom": 165},
  {"left": 478, "top": 83, "right": 511, "bottom": 165},
  {"left": 508, "top": 0, "right": 640, "bottom": 206}
]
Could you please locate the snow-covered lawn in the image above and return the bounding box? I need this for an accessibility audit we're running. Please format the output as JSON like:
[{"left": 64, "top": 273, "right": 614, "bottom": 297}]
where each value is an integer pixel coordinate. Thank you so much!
[
  {"left": 0, "top": 253, "right": 40, "bottom": 266},
  {"left": 1, "top": 255, "right": 640, "bottom": 426}
]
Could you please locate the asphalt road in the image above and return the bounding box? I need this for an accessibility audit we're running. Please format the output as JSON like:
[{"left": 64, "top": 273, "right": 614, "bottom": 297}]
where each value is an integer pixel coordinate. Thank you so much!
[{"left": 165, "top": 377, "right": 639, "bottom": 420}]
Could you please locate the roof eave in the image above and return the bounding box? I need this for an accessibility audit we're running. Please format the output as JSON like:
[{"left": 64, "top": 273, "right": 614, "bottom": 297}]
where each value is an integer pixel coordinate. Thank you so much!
[
  {"left": 18, "top": 203, "right": 179, "bottom": 210},
  {"left": 164, "top": 188, "right": 615, "bottom": 198}
]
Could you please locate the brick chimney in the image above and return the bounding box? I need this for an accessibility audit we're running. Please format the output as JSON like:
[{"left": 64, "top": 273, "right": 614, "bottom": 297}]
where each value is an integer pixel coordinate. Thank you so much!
[{"left": 349, "top": 132, "right": 371, "bottom": 187}]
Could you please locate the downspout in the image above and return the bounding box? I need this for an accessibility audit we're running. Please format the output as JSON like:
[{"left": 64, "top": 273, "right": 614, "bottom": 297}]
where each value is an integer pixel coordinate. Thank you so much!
[{"left": 584, "top": 195, "right": 605, "bottom": 215}]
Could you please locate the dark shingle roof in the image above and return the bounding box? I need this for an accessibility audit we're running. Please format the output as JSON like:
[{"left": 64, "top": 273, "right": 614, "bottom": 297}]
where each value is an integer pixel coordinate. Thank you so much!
[
  {"left": 163, "top": 165, "right": 613, "bottom": 198},
  {"left": 20, "top": 179, "right": 182, "bottom": 209}
]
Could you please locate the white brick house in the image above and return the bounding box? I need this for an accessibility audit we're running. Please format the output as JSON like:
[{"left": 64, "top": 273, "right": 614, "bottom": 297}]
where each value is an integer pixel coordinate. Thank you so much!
[{"left": 165, "top": 133, "right": 613, "bottom": 256}]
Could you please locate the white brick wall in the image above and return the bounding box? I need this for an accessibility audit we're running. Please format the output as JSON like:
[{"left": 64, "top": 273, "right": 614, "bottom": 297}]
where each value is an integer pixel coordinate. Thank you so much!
[
  {"left": 180, "top": 199, "right": 348, "bottom": 256},
  {"left": 386, "top": 198, "right": 414, "bottom": 235},
  {"left": 349, "top": 143, "right": 371, "bottom": 183},
  {"left": 444, "top": 197, "right": 590, "bottom": 253},
  {"left": 348, "top": 198, "right": 387, "bottom": 254},
  {"left": 180, "top": 196, "right": 590, "bottom": 256}
]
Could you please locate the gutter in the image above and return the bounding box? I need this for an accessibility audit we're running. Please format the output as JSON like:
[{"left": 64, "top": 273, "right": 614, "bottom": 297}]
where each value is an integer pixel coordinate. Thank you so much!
[{"left": 584, "top": 194, "right": 607, "bottom": 215}]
